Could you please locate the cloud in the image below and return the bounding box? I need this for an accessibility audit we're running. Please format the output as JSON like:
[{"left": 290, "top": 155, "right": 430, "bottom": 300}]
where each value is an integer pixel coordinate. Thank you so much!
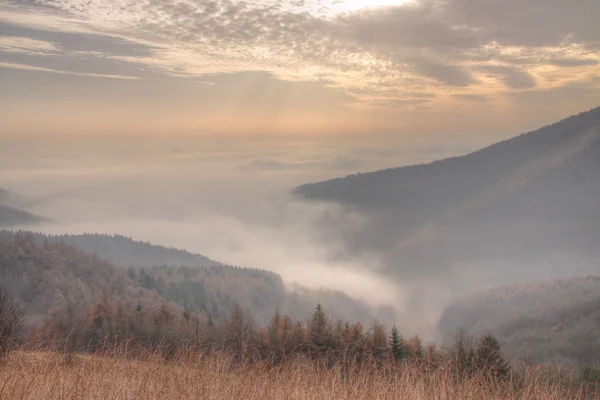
[
  {"left": 331, "top": 4, "right": 480, "bottom": 50},
  {"left": 479, "top": 65, "right": 537, "bottom": 89},
  {"left": 414, "top": 61, "right": 474, "bottom": 87},
  {"left": 0, "top": 0, "right": 598, "bottom": 119},
  {"left": 546, "top": 57, "right": 599, "bottom": 68},
  {"left": 0, "top": 60, "right": 140, "bottom": 79},
  {"left": 0, "top": 35, "right": 58, "bottom": 54},
  {"left": 445, "top": 0, "right": 600, "bottom": 47}
]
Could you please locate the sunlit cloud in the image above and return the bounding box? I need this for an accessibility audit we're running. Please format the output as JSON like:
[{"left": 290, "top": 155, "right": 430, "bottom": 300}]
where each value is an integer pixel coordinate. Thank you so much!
[
  {"left": 0, "top": 0, "right": 599, "bottom": 134},
  {"left": 0, "top": 61, "right": 140, "bottom": 79}
]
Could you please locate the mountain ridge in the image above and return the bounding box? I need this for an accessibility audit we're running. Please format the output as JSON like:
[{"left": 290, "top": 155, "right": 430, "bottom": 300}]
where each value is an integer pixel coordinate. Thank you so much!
[
  {"left": 293, "top": 106, "right": 600, "bottom": 318},
  {"left": 297, "top": 107, "right": 600, "bottom": 195}
]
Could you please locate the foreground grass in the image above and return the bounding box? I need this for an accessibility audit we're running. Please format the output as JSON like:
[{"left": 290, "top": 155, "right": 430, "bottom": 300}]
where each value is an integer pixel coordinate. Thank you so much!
[{"left": 0, "top": 351, "right": 596, "bottom": 399}]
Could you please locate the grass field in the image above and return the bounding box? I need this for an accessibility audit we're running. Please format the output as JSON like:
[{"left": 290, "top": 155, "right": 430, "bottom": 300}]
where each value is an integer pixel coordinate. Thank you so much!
[{"left": 0, "top": 350, "right": 596, "bottom": 399}]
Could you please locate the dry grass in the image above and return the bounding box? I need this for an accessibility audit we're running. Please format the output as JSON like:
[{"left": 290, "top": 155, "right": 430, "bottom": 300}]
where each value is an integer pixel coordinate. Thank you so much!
[{"left": 0, "top": 350, "right": 596, "bottom": 400}]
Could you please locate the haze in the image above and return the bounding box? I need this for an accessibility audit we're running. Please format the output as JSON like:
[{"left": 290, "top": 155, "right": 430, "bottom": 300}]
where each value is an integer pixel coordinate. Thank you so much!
[{"left": 1, "top": 0, "right": 600, "bottom": 334}]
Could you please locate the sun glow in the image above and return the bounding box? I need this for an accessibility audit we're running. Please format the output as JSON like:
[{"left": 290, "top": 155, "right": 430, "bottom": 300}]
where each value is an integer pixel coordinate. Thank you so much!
[
  {"left": 290, "top": 0, "right": 413, "bottom": 16},
  {"left": 327, "top": 0, "right": 413, "bottom": 14}
]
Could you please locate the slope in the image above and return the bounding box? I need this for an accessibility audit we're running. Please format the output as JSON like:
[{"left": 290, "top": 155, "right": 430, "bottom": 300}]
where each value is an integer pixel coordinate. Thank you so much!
[
  {"left": 0, "top": 232, "right": 216, "bottom": 269},
  {"left": 0, "top": 232, "right": 165, "bottom": 323},
  {"left": 295, "top": 107, "right": 600, "bottom": 277},
  {"left": 0, "top": 204, "right": 51, "bottom": 227},
  {"left": 0, "top": 189, "right": 52, "bottom": 227},
  {"left": 438, "top": 276, "right": 600, "bottom": 366},
  {"left": 0, "top": 231, "right": 389, "bottom": 326}
]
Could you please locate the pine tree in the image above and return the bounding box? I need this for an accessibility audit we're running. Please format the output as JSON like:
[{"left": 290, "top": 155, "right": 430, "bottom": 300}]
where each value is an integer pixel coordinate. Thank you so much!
[
  {"left": 310, "top": 304, "right": 329, "bottom": 347},
  {"left": 476, "top": 334, "right": 510, "bottom": 378},
  {"left": 389, "top": 325, "right": 406, "bottom": 363}
]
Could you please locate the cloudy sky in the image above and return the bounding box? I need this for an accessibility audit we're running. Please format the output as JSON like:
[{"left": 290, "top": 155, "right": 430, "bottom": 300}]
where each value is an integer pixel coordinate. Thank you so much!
[{"left": 1, "top": 0, "right": 599, "bottom": 137}]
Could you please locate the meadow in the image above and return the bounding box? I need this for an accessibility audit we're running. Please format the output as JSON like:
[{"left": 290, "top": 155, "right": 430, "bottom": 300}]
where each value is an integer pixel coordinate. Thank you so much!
[{"left": 1, "top": 350, "right": 595, "bottom": 400}]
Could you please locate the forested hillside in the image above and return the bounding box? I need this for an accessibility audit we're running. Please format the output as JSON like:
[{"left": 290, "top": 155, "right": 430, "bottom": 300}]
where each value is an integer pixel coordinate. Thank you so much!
[
  {"left": 0, "top": 232, "right": 215, "bottom": 269},
  {"left": 295, "top": 108, "right": 600, "bottom": 301},
  {"left": 0, "top": 232, "right": 165, "bottom": 326},
  {"left": 438, "top": 275, "right": 600, "bottom": 366},
  {"left": 0, "top": 232, "right": 388, "bottom": 326}
]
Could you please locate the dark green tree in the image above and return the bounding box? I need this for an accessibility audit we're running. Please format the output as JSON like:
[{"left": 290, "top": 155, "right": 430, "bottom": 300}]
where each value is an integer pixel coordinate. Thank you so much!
[
  {"left": 389, "top": 325, "right": 406, "bottom": 363},
  {"left": 476, "top": 334, "right": 510, "bottom": 378},
  {"left": 310, "top": 304, "right": 329, "bottom": 347}
]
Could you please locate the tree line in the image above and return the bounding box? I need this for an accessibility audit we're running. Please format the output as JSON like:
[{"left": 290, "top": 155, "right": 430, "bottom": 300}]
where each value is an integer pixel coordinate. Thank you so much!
[{"left": 0, "top": 284, "right": 510, "bottom": 381}]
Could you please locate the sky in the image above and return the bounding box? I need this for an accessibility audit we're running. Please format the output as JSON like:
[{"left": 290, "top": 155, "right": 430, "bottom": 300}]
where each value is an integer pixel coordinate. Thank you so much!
[{"left": 1, "top": 0, "right": 599, "bottom": 137}]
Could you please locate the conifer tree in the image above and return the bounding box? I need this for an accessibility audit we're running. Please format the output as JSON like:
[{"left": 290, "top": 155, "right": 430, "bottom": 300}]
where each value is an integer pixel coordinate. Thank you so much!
[
  {"left": 310, "top": 304, "right": 329, "bottom": 347},
  {"left": 476, "top": 334, "right": 510, "bottom": 378},
  {"left": 389, "top": 325, "right": 406, "bottom": 363}
]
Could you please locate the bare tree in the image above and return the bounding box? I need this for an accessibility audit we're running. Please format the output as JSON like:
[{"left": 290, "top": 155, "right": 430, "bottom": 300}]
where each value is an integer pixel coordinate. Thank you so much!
[{"left": 0, "top": 289, "right": 24, "bottom": 357}]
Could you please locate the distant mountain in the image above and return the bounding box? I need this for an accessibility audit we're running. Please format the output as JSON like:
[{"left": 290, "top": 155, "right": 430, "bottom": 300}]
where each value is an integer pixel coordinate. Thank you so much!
[
  {"left": 0, "top": 232, "right": 216, "bottom": 269},
  {"left": 0, "top": 204, "right": 51, "bottom": 227},
  {"left": 438, "top": 276, "right": 600, "bottom": 366},
  {"left": 0, "top": 188, "right": 30, "bottom": 209},
  {"left": 296, "top": 107, "right": 600, "bottom": 286},
  {"left": 0, "top": 189, "right": 51, "bottom": 227}
]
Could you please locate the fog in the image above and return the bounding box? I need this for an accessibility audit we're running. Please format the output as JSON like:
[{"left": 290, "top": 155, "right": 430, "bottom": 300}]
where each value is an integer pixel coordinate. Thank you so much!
[
  {"left": 0, "top": 134, "right": 488, "bottom": 331},
  {"left": 4, "top": 127, "right": 599, "bottom": 336}
]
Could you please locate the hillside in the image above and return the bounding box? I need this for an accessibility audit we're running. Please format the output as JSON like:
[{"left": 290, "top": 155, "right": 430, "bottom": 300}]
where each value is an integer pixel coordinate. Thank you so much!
[
  {"left": 0, "top": 189, "right": 51, "bottom": 227},
  {"left": 438, "top": 276, "right": 600, "bottom": 366},
  {"left": 0, "top": 204, "right": 51, "bottom": 228},
  {"left": 295, "top": 107, "right": 600, "bottom": 286},
  {"left": 0, "top": 232, "right": 216, "bottom": 269},
  {"left": 0, "top": 232, "right": 165, "bottom": 324},
  {"left": 132, "top": 265, "right": 387, "bottom": 324},
  {"left": 0, "top": 232, "right": 388, "bottom": 326}
]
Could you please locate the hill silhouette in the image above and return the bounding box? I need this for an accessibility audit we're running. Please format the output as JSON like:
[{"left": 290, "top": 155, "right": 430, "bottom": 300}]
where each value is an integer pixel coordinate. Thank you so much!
[
  {"left": 0, "top": 189, "right": 51, "bottom": 227},
  {"left": 296, "top": 107, "right": 600, "bottom": 287}
]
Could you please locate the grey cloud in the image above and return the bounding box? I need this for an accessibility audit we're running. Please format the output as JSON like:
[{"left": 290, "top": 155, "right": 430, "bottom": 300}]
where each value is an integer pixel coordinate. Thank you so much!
[
  {"left": 0, "top": 48, "right": 159, "bottom": 78},
  {"left": 331, "top": 4, "right": 480, "bottom": 50},
  {"left": 507, "top": 81, "right": 600, "bottom": 106},
  {"left": 445, "top": 0, "right": 600, "bottom": 47},
  {"left": 0, "top": 35, "right": 58, "bottom": 54},
  {"left": 0, "top": 21, "right": 156, "bottom": 56},
  {"left": 479, "top": 65, "right": 537, "bottom": 89},
  {"left": 414, "top": 61, "right": 474, "bottom": 87}
]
